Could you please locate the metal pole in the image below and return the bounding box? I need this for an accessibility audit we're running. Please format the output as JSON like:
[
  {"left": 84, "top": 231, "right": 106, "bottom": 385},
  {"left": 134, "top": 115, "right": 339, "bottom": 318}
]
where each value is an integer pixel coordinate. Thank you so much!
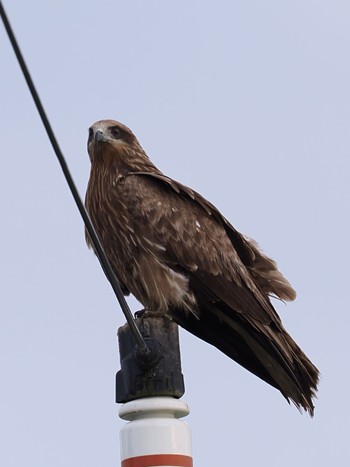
[
  {"left": 116, "top": 314, "right": 193, "bottom": 467},
  {"left": 119, "top": 398, "right": 192, "bottom": 467}
]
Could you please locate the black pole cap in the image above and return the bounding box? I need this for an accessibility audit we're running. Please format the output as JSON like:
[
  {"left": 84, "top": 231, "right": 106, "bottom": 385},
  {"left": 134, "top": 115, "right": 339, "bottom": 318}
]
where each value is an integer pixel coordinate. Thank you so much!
[{"left": 116, "top": 313, "right": 185, "bottom": 403}]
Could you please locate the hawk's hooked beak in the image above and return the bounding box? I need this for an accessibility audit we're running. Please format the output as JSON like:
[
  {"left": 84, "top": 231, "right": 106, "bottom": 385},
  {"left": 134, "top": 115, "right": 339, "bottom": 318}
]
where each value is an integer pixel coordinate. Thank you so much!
[{"left": 94, "top": 129, "right": 104, "bottom": 143}]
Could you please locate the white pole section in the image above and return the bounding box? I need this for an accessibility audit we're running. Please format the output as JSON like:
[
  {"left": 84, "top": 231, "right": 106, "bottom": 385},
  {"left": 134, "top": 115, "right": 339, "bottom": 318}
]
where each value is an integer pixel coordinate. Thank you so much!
[{"left": 119, "top": 396, "right": 193, "bottom": 467}]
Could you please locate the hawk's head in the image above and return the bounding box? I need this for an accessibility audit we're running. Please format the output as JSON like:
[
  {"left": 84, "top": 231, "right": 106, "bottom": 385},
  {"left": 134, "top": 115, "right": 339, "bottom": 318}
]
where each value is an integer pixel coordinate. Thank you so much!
[{"left": 87, "top": 120, "right": 140, "bottom": 163}]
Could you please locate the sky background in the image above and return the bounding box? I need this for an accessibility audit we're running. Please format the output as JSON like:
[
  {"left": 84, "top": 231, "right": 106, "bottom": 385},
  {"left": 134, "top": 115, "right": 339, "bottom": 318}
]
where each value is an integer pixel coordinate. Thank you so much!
[{"left": 1, "top": 1, "right": 349, "bottom": 466}]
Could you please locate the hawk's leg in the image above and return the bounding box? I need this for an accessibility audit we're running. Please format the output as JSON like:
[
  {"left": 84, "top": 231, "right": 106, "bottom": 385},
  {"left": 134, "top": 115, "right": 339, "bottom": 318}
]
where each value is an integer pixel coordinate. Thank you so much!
[
  {"left": 134, "top": 308, "right": 172, "bottom": 321},
  {"left": 134, "top": 308, "right": 147, "bottom": 319}
]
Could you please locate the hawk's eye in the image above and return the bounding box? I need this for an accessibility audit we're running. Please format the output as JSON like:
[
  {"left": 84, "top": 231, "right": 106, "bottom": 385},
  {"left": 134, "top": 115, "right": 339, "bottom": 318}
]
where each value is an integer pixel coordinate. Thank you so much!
[
  {"left": 110, "top": 126, "right": 121, "bottom": 139},
  {"left": 88, "top": 127, "right": 94, "bottom": 143}
]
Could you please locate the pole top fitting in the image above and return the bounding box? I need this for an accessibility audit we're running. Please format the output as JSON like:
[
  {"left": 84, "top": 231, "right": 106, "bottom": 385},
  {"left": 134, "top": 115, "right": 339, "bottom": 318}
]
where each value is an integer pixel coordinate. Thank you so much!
[
  {"left": 116, "top": 313, "right": 185, "bottom": 403},
  {"left": 134, "top": 340, "right": 163, "bottom": 370}
]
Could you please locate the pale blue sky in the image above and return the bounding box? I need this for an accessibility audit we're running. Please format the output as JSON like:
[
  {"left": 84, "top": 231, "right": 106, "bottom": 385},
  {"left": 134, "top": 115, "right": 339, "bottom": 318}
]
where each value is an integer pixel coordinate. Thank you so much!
[{"left": 1, "top": 1, "right": 349, "bottom": 465}]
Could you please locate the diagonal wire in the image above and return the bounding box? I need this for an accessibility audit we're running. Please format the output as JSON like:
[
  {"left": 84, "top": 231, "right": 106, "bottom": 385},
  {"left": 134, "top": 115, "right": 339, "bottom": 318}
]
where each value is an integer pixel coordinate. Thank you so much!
[{"left": 0, "top": 1, "right": 148, "bottom": 352}]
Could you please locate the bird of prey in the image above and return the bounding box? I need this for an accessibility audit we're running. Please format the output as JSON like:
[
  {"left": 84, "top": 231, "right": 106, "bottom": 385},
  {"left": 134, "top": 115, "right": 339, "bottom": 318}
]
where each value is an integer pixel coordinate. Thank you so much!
[{"left": 85, "top": 119, "right": 319, "bottom": 415}]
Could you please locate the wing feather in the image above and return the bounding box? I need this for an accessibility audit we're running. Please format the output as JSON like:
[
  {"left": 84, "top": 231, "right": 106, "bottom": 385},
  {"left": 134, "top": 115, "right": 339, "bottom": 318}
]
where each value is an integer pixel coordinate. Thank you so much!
[
  {"left": 124, "top": 171, "right": 296, "bottom": 302},
  {"left": 120, "top": 172, "right": 289, "bottom": 323}
]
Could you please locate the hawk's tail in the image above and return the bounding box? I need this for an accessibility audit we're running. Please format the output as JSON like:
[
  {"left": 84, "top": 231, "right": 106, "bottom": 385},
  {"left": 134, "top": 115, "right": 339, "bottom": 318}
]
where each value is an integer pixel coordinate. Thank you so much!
[{"left": 171, "top": 302, "right": 319, "bottom": 415}]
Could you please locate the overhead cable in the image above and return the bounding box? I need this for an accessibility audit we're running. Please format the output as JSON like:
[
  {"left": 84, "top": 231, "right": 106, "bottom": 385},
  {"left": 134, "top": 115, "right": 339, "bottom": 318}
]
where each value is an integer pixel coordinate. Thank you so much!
[{"left": 0, "top": 1, "right": 149, "bottom": 353}]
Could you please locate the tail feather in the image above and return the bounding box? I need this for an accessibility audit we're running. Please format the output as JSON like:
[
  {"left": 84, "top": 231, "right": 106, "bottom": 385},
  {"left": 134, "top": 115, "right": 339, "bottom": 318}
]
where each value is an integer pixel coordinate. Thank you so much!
[{"left": 171, "top": 302, "right": 319, "bottom": 415}]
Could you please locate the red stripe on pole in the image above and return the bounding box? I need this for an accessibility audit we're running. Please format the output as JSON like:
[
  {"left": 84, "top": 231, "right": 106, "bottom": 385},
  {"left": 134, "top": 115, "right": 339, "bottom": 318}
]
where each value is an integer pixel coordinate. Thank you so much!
[{"left": 121, "top": 453, "right": 193, "bottom": 467}]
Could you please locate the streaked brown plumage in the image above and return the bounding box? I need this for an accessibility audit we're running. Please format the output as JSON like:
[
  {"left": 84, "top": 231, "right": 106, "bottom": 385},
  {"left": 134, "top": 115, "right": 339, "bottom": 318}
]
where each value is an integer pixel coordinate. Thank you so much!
[{"left": 85, "top": 119, "right": 319, "bottom": 415}]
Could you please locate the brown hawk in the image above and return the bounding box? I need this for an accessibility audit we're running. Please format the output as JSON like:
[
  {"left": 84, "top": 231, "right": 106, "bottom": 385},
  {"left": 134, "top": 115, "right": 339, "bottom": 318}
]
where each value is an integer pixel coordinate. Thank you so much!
[{"left": 85, "top": 119, "right": 319, "bottom": 414}]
